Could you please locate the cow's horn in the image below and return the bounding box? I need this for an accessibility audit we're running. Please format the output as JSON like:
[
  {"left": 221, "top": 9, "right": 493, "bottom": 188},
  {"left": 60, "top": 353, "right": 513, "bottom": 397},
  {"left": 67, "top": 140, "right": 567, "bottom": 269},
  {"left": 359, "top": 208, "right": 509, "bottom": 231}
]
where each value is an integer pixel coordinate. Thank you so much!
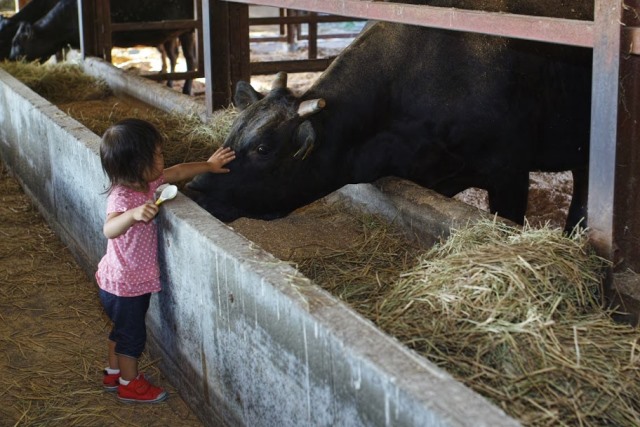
[
  {"left": 297, "top": 99, "right": 326, "bottom": 118},
  {"left": 271, "top": 72, "right": 288, "bottom": 90}
]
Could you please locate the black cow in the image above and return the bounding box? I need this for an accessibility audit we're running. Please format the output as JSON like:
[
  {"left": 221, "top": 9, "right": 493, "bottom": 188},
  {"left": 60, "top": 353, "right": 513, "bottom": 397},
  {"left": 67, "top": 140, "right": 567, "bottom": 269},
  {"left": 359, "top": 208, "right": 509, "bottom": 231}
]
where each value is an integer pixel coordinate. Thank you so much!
[
  {"left": 0, "top": 0, "right": 59, "bottom": 59},
  {"left": 9, "top": 0, "right": 77, "bottom": 62},
  {"left": 8, "top": 0, "right": 196, "bottom": 95},
  {"left": 183, "top": 0, "right": 592, "bottom": 231}
]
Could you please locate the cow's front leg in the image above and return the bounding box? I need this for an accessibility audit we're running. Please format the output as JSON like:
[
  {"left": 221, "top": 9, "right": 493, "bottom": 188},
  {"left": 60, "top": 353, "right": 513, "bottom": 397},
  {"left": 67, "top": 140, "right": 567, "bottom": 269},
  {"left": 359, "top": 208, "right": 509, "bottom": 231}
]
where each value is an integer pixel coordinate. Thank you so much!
[
  {"left": 566, "top": 167, "right": 588, "bottom": 233},
  {"left": 180, "top": 31, "right": 196, "bottom": 95},
  {"left": 487, "top": 172, "right": 529, "bottom": 225}
]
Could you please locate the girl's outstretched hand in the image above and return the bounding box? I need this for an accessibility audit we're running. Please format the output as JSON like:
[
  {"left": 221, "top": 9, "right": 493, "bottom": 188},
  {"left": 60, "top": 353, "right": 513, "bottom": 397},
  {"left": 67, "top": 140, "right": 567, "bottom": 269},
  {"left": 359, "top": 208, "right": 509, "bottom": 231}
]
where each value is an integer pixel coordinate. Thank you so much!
[{"left": 207, "top": 147, "right": 236, "bottom": 173}]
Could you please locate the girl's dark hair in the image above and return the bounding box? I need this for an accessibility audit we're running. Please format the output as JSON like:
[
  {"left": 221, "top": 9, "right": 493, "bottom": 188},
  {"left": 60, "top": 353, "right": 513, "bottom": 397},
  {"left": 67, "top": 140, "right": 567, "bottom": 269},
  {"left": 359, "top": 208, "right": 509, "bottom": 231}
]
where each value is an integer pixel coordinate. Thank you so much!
[{"left": 100, "top": 118, "right": 164, "bottom": 192}]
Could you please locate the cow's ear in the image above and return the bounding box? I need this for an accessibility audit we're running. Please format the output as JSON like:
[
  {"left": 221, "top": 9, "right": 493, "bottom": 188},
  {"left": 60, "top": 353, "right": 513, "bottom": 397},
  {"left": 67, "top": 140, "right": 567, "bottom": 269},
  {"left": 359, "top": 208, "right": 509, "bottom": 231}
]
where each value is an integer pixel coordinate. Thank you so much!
[
  {"left": 293, "top": 120, "right": 316, "bottom": 160},
  {"left": 234, "top": 81, "right": 263, "bottom": 111}
]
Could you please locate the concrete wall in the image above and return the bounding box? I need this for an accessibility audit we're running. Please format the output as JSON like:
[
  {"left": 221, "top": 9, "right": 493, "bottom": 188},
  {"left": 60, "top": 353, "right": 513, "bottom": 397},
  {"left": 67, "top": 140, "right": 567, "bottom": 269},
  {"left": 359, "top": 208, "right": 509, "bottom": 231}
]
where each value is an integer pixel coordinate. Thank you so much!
[{"left": 0, "top": 64, "right": 519, "bottom": 427}]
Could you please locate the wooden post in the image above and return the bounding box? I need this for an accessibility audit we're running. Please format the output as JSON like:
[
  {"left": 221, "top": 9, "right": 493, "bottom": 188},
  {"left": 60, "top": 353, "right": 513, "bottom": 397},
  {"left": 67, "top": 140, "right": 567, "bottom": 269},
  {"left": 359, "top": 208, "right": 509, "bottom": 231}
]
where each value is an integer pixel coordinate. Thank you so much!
[
  {"left": 229, "top": 3, "right": 250, "bottom": 88},
  {"left": 613, "top": 0, "right": 640, "bottom": 274},
  {"left": 194, "top": 0, "right": 205, "bottom": 77},
  {"left": 588, "top": 0, "right": 622, "bottom": 262},
  {"left": 588, "top": 0, "right": 640, "bottom": 322},
  {"left": 286, "top": 8, "right": 297, "bottom": 51},
  {"left": 308, "top": 11, "right": 318, "bottom": 59},
  {"left": 203, "top": 0, "right": 248, "bottom": 114},
  {"left": 589, "top": 0, "right": 640, "bottom": 273}
]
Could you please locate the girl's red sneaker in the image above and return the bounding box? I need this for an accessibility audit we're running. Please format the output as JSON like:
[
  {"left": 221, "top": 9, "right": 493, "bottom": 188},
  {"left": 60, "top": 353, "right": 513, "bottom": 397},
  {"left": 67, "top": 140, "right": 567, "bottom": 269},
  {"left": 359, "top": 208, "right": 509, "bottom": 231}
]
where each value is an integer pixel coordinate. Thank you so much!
[{"left": 117, "top": 373, "right": 168, "bottom": 403}]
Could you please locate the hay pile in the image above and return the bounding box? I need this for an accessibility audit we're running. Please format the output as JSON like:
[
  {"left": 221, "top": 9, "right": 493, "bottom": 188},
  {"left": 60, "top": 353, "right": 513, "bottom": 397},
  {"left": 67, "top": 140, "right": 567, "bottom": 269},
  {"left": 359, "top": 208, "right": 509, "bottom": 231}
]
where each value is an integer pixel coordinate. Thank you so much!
[
  {"left": 284, "top": 209, "right": 640, "bottom": 425},
  {"left": 280, "top": 204, "right": 419, "bottom": 311},
  {"left": 370, "top": 220, "right": 639, "bottom": 426},
  {"left": 0, "top": 60, "right": 111, "bottom": 103}
]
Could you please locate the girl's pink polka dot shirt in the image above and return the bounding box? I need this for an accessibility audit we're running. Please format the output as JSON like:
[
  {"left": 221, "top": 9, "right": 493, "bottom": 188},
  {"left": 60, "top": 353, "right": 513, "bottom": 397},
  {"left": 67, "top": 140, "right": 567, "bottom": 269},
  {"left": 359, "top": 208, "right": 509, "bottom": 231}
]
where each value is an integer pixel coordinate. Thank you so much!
[{"left": 96, "top": 176, "right": 165, "bottom": 297}]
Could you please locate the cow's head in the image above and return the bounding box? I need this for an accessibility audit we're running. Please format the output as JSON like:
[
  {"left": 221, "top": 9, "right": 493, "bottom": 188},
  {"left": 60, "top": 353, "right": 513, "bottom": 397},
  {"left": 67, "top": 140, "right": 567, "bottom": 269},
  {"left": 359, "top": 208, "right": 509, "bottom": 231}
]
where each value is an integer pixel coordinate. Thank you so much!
[
  {"left": 0, "top": 16, "right": 17, "bottom": 60},
  {"left": 9, "top": 21, "right": 34, "bottom": 61},
  {"left": 185, "top": 72, "right": 327, "bottom": 222}
]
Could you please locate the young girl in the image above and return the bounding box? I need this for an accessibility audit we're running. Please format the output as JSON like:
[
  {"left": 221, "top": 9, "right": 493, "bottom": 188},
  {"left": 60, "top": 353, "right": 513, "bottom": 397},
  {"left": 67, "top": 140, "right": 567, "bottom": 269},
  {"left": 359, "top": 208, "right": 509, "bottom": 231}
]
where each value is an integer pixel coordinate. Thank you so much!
[{"left": 96, "top": 118, "right": 235, "bottom": 403}]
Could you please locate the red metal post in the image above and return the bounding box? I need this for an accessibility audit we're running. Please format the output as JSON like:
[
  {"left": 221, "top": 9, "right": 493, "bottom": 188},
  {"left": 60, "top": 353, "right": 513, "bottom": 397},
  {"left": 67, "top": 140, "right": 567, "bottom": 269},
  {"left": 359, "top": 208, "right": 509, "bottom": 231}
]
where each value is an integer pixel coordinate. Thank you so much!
[{"left": 613, "top": 0, "right": 640, "bottom": 272}]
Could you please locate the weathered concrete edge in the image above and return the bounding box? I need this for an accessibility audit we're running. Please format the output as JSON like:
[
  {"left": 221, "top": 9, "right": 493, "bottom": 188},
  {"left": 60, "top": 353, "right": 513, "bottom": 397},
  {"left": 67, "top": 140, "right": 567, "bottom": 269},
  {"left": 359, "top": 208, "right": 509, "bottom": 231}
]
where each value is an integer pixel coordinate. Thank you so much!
[
  {"left": 0, "top": 68, "right": 106, "bottom": 274},
  {"left": 0, "top": 66, "right": 519, "bottom": 426},
  {"left": 334, "top": 178, "right": 500, "bottom": 247}
]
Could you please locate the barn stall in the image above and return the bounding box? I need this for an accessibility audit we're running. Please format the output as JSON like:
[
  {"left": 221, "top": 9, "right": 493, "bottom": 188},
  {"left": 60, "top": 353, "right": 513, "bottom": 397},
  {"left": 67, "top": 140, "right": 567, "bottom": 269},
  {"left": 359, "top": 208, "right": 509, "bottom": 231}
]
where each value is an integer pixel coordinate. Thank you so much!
[
  {"left": 0, "top": 56, "right": 638, "bottom": 427},
  {"left": 0, "top": 58, "right": 521, "bottom": 426},
  {"left": 1, "top": 0, "right": 640, "bottom": 426}
]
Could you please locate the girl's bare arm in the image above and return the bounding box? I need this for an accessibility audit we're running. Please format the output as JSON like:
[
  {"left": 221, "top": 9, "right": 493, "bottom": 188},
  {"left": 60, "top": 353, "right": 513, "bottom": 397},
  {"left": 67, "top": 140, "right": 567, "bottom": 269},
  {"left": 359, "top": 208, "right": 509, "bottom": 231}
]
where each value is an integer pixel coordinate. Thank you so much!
[
  {"left": 103, "top": 203, "right": 159, "bottom": 239},
  {"left": 164, "top": 147, "right": 235, "bottom": 183}
]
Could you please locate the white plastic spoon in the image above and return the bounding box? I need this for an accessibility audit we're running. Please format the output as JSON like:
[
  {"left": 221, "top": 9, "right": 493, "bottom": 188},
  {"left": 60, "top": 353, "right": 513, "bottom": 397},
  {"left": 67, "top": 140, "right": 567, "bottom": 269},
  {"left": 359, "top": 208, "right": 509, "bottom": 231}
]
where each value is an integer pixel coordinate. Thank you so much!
[{"left": 155, "top": 185, "right": 178, "bottom": 206}]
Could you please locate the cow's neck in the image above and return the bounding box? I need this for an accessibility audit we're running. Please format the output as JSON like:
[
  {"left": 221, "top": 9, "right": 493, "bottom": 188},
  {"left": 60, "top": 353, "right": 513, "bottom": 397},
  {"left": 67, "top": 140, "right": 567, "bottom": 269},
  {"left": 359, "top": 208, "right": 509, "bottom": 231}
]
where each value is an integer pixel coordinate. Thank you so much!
[{"left": 302, "top": 22, "right": 401, "bottom": 182}]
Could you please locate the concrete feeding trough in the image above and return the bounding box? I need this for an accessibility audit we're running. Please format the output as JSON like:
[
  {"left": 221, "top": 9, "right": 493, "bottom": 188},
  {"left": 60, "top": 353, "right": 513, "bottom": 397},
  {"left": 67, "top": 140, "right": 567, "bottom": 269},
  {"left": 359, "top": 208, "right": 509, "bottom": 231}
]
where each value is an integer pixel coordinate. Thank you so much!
[{"left": 0, "top": 58, "right": 519, "bottom": 427}]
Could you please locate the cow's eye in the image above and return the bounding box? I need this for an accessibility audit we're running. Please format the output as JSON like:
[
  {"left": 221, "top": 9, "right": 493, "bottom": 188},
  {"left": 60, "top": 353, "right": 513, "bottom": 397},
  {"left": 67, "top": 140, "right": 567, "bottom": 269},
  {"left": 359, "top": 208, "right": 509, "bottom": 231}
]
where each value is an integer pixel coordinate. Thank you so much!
[{"left": 256, "top": 145, "right": 271, "bottom": 155}]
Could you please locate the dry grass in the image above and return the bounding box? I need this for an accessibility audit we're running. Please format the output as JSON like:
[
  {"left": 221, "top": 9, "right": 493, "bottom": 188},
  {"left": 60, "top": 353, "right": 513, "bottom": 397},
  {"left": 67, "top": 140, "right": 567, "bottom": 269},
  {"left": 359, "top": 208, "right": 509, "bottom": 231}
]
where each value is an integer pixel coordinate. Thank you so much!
[
  {"left": 56, "top": 97, "right": 237, "bottom": 169},
  {"left": 275, "top": 202, "right": 640, "bottom": 425},
  {"left": 0, "top": 60, "right": 111, "bottom": 103},
  {"left": 335, "top": 219, "right": 638, "bottom": 426},
  {"left": 288, "top": 208, "right": 420, "bottom": 313}
]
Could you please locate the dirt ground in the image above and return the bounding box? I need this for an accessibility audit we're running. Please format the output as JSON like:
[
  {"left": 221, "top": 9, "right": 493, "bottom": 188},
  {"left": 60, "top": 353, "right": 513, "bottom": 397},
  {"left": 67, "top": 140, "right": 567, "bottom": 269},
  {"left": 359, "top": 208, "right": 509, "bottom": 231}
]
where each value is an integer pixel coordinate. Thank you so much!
[{"left": 0, "top": 161, "right": 203, "bottom": 426}]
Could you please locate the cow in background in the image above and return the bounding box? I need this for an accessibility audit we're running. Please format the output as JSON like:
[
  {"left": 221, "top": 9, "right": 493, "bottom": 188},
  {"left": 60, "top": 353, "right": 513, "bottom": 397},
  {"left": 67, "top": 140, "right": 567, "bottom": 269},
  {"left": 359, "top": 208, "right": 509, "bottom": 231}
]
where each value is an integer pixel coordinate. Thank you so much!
[
  {"left": 7, "top": 0, "right": 197, "bottom": 95},
  {"left": 0, "top": 0, "right": 58, "bottom": 59}
]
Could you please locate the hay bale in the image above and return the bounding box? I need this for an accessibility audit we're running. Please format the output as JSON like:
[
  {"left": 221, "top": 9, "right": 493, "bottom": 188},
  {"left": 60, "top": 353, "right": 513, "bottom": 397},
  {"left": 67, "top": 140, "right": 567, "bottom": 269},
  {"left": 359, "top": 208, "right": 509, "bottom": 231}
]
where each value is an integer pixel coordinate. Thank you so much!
[{"left": 370, "top": 219, "right": 640, "bottom": 426}]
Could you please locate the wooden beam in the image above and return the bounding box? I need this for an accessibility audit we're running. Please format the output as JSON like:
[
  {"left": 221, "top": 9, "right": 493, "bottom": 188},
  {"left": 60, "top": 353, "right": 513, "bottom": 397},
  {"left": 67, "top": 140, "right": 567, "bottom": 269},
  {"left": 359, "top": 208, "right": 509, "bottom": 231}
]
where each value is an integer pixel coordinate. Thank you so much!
[
  {"left": 203, "top": 0, "right": 248, "bottom": 113},
  {"left": 250, "top": 57, "right": 334, "bottom": 74},
  {"left": 224, "top": 0, "right": 595, "bottom": 47},
  {"left": 249, "top": 14, "right": 364, "bottom": 25},
  {"left": 141, "top": 71, "right": 203, "bottom": 81}
]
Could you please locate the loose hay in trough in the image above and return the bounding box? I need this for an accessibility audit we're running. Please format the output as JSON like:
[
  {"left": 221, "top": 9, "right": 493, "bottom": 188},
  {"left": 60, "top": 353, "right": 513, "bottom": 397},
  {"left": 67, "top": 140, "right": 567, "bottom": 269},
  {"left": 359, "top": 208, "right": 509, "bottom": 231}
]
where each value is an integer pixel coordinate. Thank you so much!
[
  {"left": 0, "top": 61, "right": 238, "bottom": 170},
  {"left": 0, "top": 60, "right": 111, "bottom": 104},
  {"left": 4, "top": 59, "right": 640, "bottom": 426},
  {"left": 339, "top": 219, "right": 640, "bottom": 426},
  {"left": 248, "top": 202, "right": 640, "bottom": 425}
]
